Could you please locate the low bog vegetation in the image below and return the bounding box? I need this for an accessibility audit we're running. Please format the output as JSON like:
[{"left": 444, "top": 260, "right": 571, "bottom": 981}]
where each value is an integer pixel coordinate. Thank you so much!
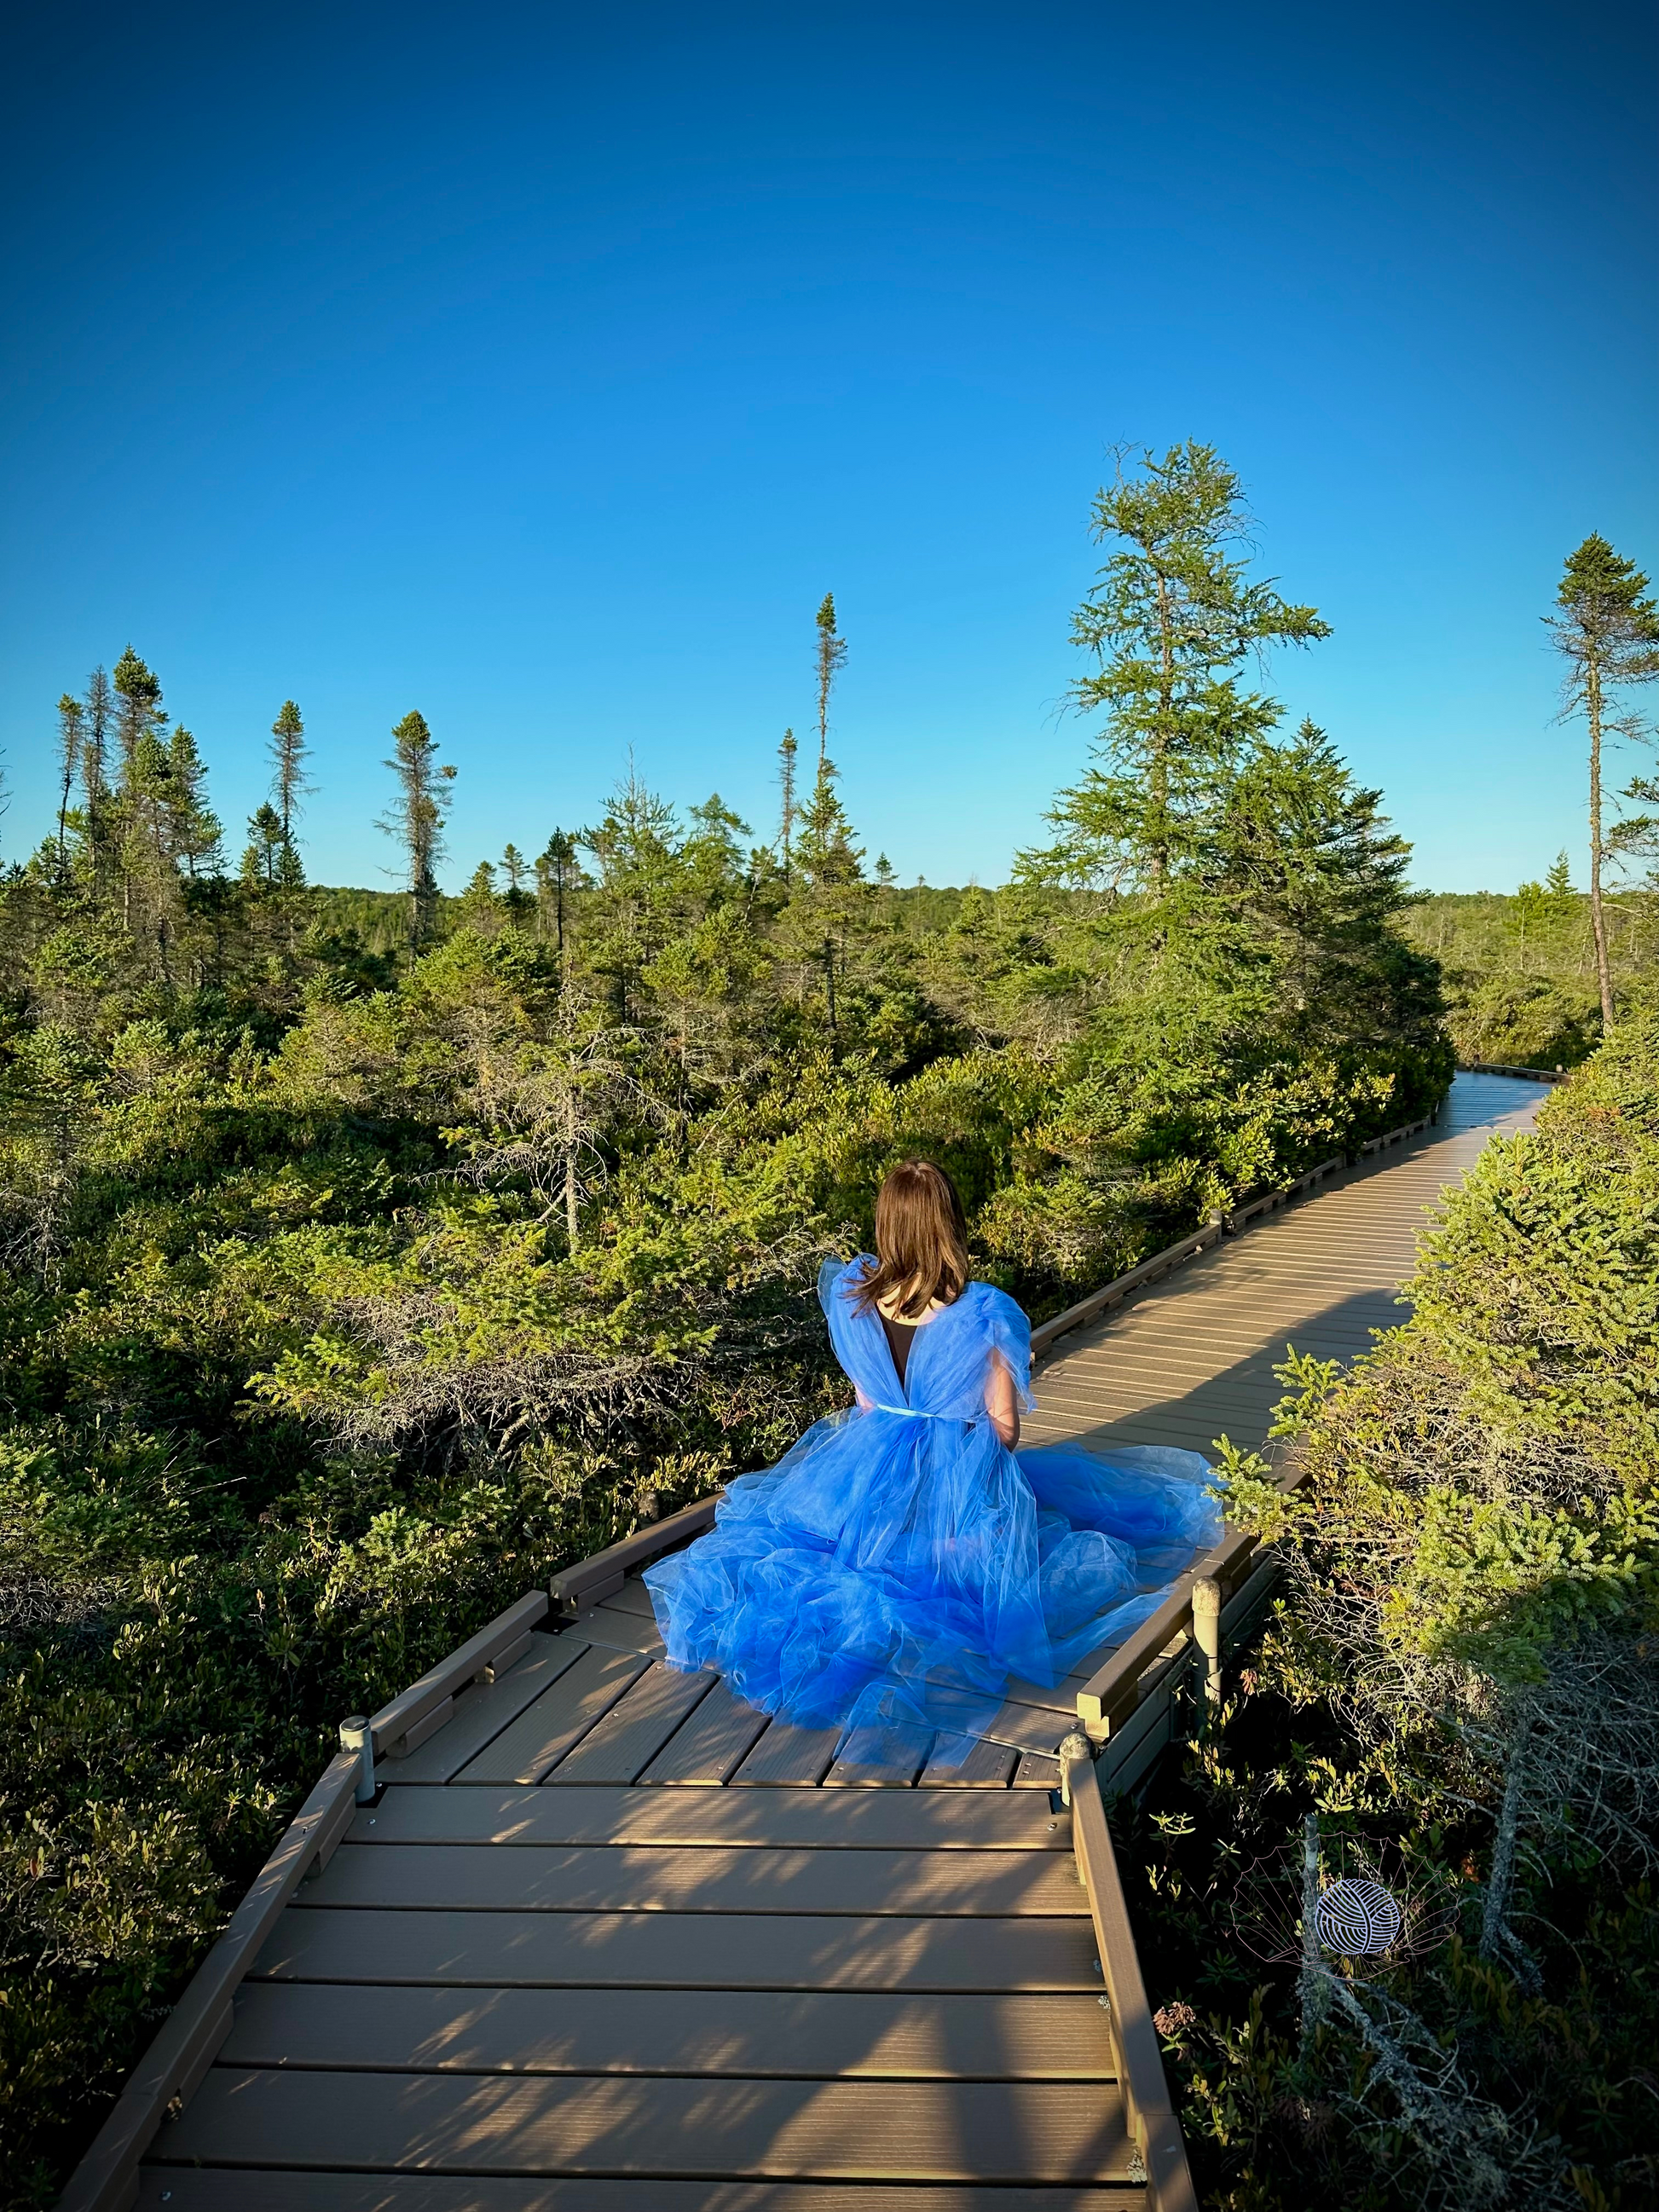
[{"left": 1128, "top": 1016, "right": 1659, "bottom": 2210}]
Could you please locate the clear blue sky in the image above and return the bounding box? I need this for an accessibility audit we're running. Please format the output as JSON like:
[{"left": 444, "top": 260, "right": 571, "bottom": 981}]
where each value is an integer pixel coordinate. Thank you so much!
[{"left": 3, "top": 0, "right": 1654, "bottom": 894}]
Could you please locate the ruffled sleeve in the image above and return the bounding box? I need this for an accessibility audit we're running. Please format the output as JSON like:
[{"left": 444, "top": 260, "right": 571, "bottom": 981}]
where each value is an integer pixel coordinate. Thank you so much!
[
  {"left": 980, "top": 1284, "right": 1035, "bottom": 1413},
  {"left": 818, "top": 1253, "right": 872, "bottom": 1318}
]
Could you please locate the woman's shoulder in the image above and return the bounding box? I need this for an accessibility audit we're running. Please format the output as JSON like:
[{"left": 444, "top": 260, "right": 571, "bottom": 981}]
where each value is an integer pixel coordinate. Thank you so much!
[
  {"left": 960, "top": 1278, "right": 1032, "bottom": 1348},
  {"left": 818, "top": 1252, "right": 875, "bottom": 1308}
]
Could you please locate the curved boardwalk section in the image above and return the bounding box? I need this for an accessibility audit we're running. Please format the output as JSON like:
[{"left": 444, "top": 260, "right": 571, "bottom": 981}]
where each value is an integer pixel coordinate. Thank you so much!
[
  {"left": 1026, "top": 1070, "right": 1544, "bottom": 1461},
  {"left": 107, "top": 1072, "right": 1545, "bottom": 2212}
]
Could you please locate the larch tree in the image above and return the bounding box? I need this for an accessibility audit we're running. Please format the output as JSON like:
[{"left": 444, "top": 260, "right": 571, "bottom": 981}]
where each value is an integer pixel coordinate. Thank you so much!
[
  {"left": 1546, "top": 534, "right": 1659, "bottom": 1028},
  {"left": 379, "top": 710, "right": 456, "bottom": 954}
]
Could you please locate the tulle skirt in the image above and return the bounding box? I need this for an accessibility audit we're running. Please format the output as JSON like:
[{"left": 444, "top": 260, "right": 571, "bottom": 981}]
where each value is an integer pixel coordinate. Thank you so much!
[{"left": 644, "top": 1404, "right": 1222, "bottom": 1761}]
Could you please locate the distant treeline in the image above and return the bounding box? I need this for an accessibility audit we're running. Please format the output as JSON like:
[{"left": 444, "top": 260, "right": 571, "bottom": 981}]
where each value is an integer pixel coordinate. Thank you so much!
[{"left": 309, "top": 872, "right": 1653, "bottom": 1078}]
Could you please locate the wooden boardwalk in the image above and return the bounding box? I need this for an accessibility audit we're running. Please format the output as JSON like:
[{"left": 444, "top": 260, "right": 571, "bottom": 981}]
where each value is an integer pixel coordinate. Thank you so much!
[
  {"left": 1025, "top": 1069, "right": 1543, "bottom": 1461},
  {"left": 106, "top": 1071, "right": 1546, "bottom": 2212}
]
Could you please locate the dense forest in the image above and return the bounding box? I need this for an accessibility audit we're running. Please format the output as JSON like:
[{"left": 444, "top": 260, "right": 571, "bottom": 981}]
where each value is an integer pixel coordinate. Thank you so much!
[{"left": 0, "top": 446, "right": 1651, "bottom": 2205}]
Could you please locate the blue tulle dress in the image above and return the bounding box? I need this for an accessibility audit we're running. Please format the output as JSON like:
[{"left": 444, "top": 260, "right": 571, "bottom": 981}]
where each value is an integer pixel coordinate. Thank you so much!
[{"left": 644, "top": 1256, "right": 1223, "bottom": 1763}]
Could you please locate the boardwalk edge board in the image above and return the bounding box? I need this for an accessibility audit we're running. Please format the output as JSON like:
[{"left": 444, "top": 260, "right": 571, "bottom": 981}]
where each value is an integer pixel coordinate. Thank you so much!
[
  {"left": 1456, "top": 1059, "right": 1570, "bottom": 1082},
  {"left": 1072, "top": 1776, "right": 1199, "bottom": 2212},
  {"left": 58, "top": 1075, "right": 1546, "bottom": 2212},
  {"left": 55, "top": 1750, "right": 362, "bottom": 2212}
]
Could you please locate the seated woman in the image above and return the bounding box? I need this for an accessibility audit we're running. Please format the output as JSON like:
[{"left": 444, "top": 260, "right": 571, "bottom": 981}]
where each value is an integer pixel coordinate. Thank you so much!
[{"left": 645, "top": 1158, "right": 1222, "bottom": 1764}]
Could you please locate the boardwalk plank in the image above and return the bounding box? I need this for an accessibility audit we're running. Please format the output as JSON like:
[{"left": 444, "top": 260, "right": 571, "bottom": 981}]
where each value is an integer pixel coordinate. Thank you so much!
[
  {"left": 921, "top": 1735, "right": 1018, "bottom": 1788},
  {"left": 598, "top": 1577, "right": 661, "bottom": 1620},
  {"left": 223, "top": 1983, "right": 1115, "bottom": 2079},
  {"left": 153, "top": 2070, "right": 1134, "bottom": 2181},
  {"left": 363, "top": 1783, "right": 1065, "bottom": 1850},
  {"left": 1012, "top": 1753, "right": 1062, "bottom": 1791},
  {"left": 822, "top": 1722, "right": 933, "bottom": 1788},
  {"left": 637, "top": 1680, "right": 770, "bottom": 1785},
  {"left": 140, "top": 2177, "right": 1147, "bottom": 2211},
  {"left": 378, "top": 1637, "right": 587, "bottom": 1786},
  {"left": 251, "top": 1908, "right": 1098, "bottom": 1990},
  {"left": 544, "top": 1665, "right": 714, "bottom": 1784},
  {"left": 564, "top": 1607, "right": 665, "bottom": 1658},
  {"left": 454, "top": 1648, "right": 649, "bottom": 1785},
  {"left": 293, "top": 1842, "right": 1086, "bottom": 1916},
  {"left": 730, "top": 1719, "right": 841, "bottom": 1786}
]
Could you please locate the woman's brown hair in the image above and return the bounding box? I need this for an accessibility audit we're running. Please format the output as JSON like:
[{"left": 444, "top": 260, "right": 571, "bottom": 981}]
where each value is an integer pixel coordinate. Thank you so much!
[{"left": 849, "top": 1158, "right": 973, "bottom": 1320}]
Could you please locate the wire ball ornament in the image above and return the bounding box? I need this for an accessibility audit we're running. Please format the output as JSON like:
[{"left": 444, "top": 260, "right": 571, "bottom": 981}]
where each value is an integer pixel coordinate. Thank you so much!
[{"left": 1314, "top": 1876, "right": 1403, "bottom": 1956}]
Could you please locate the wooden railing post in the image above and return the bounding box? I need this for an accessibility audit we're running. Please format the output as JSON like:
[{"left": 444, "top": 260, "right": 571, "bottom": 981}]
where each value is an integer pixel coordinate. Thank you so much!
[
  {"left": 339, "top": 1713, "right": 375, "bottom": 1803},
  {"left": 1191, "top": 1576, "right": 1222, "bottom": 1709}
]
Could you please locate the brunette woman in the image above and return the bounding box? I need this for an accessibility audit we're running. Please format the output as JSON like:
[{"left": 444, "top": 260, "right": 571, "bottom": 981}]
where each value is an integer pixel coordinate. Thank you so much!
[{"left": 645, "top": 1158, "right": 1219, "bottom": 1763}]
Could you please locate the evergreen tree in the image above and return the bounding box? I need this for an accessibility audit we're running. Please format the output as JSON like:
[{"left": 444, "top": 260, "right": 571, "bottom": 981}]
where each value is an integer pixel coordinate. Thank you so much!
[
  {"left": 379, "top": 710, "right": 455, "bottom": 953},
  {"left": 55, "top": 695, "right": 84, "bottom": 879},
  {"left": 1546, "top": 534, "right": 1659, "bottom": 1026},
  {"left": 814, "top": 593, "right": 846, "bottom": 776},
  {"left": 777, "top": 728, "right": 799, "bottom": 878},
  {"left": 165, "top": 727, "right": 223, "bottom": 878},
  {"left": 498, "top": 844, "right": 534, "bottom": 932},
  {"left": 581, "top": 772, "right": 687, "bottom": 1020},
  {"left": 535, "top": 829, "right": 580, "bottom": 954},
  {"left": 79, "top": 666, "right": 114, "bottom": 891},
  {"left": 113, "top": 645, "right": 165, "bottom": 771},
  {"left": 80, "top": 667, "right": 112, "bottom": 803},
  {"left": 460, "top": 861, "right": 503, "bottom": 936},
  {"left": 1049, "top": 442, "right": 1328, "bottom": 892},
  {"left": 786, "top": 752, "right": 866, "bottom": 1045},
  {"left": 241, "top": 802, "right": 286, "bottom": 890},
  {"left": 269, "top": 700, "right": 310, "bottom": 852}
]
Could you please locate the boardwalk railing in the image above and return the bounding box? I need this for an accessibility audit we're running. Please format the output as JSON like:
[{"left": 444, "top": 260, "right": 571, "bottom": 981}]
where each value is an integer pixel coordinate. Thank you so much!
[
  {"left": 59, "top": 1503, "right": 717, "bottom": 2212},
  {"left": 59, "top": 1751, "right": 362, "bottom": 2212},
  {"left": 1031, "top": 1110, "right": 1436, "bottom": 1359},
  {"left": 1458, "top": 1058, "right": 1570, "bottom": 1081},
  {"left": 1070, "top": 1753, "right": 1200, "bottom": 2212}
]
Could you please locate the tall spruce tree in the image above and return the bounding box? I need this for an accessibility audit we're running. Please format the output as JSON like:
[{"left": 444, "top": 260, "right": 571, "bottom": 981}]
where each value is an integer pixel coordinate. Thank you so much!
[
  {"left": 165, "top": 728, "right": 223, "bottom": 878},
  {"left": 55, "top": 696, "right": 84, "bottom": 879},
  {"left": 1546, "top": 534, "right": 1659, "bottom": 1026},
  {"left": 777, "top": 728, "right": 799, "bottom": 878},
  {"left": 535, "top": 829, "right": 580, "bottom": 953},
  {"left": 81, "top": 667, "right": 112, "bottom": 803},
  {"left": 1049, "top": 442, "right": 1328, "bottom": 893},
  {"left": 113, "top": 646, "right": 165, "bottom": 771},
  {"left": 379, "top": 711, "right": 455, "bottom": 953},
  {"left": 1016, "top": 447, "right": 1439, "bottom": 1077},
  {"left": 242, "top": 802, "right": 286, "bottom": 890},
  {"left": 269, "top": 700, "right": 310, "bottom": 863},
  {"left": 813, "top": 594, "right": 846, "bottom": 777},
  {"left": 78, "top": 666, "right": 113, "bottom": 889}
]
